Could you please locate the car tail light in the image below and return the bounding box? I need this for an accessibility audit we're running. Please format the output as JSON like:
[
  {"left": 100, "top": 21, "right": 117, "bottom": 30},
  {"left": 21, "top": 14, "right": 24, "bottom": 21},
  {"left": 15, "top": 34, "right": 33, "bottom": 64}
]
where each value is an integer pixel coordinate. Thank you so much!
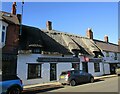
[{"left": 67, "top": 71, "right": 70, "bottom": 77}]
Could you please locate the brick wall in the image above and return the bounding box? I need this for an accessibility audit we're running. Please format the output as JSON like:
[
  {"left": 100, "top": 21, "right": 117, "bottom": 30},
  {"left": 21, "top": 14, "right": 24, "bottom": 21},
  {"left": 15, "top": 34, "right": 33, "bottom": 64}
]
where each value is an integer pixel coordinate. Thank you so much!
[
  {"left": 2, "top": 23, "right": 20, "bottom": 75},
  {"left": 2, "top": 24, "right": 19, "bottom": 54}
]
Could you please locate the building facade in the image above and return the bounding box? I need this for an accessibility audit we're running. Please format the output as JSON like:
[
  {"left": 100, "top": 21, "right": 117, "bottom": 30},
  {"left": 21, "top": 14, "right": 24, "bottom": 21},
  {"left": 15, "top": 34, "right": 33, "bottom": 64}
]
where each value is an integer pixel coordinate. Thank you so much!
[
  {"left": 1, "top": 2, "right": 21, "bottom": 75},
  {"left": 17, "top": 22, "right": 103, "bottom": 85},
  {"left": 86, "top": 28, "right": 120, "bottom": 75}
]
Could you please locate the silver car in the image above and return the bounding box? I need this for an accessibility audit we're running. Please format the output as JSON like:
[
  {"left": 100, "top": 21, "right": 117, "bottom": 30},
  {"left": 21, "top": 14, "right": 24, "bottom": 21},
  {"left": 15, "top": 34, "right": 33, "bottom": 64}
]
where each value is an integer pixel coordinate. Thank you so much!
[{"left": 59, "top": 70, "right": 94, "bottom": 86}]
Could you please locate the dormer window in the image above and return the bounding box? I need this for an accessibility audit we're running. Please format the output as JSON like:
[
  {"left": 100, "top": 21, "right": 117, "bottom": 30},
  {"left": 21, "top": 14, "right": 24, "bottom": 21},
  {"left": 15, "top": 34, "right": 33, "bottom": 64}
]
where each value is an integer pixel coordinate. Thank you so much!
[
  {"left": 31, "top": 48, "right": 42, "bottom": 54},
  {"left": 106, "top": 52, "right": 109, "bottom": 57},
  {"left": 114, "top": 53, "right": 117, "bottom": 60},
  {"left": 2, "top": 26, "right": 6, "bottom": 43},
  {"left": 0, "top": 21, "right": 8, "bottom": 47},
  {"left": 2, "top": 26, "right": 5, "bottom": 30},
  {"left": 2, "top": 31, "right": 5, "bottom": 42}
]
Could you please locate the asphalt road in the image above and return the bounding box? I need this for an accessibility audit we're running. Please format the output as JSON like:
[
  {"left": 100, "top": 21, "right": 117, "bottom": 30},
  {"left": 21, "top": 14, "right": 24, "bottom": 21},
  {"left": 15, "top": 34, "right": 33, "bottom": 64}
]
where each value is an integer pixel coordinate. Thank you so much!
[{"left": 23, "top": 76, "right": 119, "bottom": 94}]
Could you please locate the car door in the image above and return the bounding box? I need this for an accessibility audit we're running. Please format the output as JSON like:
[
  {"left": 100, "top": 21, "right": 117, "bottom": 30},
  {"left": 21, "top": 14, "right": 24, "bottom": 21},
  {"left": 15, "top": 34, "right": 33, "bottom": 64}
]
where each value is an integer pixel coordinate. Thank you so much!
[
  {"left": 72, "top": 70, "right": 80, "bottom": 83},
  {"left": 79, "top": 71, "right": 88, "bottom": 83},
  {"left": 77, "top": 70, "right": 85, "bottom": 83}
]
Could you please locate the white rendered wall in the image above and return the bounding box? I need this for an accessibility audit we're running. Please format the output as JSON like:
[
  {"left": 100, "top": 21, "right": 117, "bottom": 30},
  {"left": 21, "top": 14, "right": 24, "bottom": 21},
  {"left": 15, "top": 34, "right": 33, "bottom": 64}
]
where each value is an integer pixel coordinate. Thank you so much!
[
  {"left": 103, "top": 51, "right": 119, "bottom": 63},
  {"left": 88, "top": 62, "right": 103, "bottom": 76},
  {"left": 17, "top": 54, "right": 76, "bottom": 85},
  {"left": 103, "top": 63, "right": 110, "bottom": 74},
  {"left": 17, "top": 54, "right": 43, "bottom": 85},
  {"left": 17, "top": 53, "right": 105, "bottom": 85}
]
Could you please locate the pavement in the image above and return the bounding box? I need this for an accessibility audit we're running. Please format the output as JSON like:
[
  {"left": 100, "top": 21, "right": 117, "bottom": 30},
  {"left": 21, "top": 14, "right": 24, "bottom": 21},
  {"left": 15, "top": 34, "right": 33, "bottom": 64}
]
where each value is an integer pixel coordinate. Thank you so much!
[{"left": 23, "top": 74, "right": 117, "bottom": 93}]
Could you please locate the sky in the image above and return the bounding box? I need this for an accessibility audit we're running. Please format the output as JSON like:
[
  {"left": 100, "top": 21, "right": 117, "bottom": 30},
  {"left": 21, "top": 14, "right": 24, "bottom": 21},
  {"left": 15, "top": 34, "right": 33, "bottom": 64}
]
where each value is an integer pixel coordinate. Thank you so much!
[{"left": 2, "top": 2, "right": 119, "bottom": 44}]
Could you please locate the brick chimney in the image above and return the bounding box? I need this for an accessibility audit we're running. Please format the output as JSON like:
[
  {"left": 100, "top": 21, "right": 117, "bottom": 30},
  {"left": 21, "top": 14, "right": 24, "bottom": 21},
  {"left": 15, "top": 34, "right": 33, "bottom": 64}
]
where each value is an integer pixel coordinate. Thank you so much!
[
  {"left": 86, "top": 28, "right": 93, "bottom": 39},
  {"left": 17, "top": 14, "right": 22, "bottom": 23},
  {"left": 104, "top": 35, "right": 109, "bottom": 43},
  {"left": 46, "top": 21, "right": 52, "bottom": 31},
  {"left": 11, "top": 2, "right": 16, "bottom": 15}
]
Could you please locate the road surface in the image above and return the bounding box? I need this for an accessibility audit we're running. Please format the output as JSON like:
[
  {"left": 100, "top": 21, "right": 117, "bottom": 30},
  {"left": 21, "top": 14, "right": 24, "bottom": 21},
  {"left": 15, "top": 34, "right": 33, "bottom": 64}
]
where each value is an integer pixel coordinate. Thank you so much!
[{"left": 23, "top": 76, "right": 119, "bottom": 94}]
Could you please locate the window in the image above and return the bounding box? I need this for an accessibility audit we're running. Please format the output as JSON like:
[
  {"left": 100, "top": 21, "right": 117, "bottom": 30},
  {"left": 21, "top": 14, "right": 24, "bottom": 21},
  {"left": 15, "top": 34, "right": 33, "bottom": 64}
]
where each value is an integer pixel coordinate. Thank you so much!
[
  {"left": 32, "top": 48, "right": 41, "bottom": 54},
  {"left": 2, "top": 26, "right": 5, "bottom": 30},
  {"left": 2, "top": 31, "right": 5, "bottom": 42},
  {"left": 94, "top": 63, "right": 100, "bottom": 72},
  {"left": 114, "top": 53, "right": 117, "bottom": 60},
  {"left": 72, "top": 63, "right": 80, "bottom": 70},
  {"left": 106, "top": 52, "right": 109, "bottom": 57},
  {"left": 28, "top": 64, "right": 42, "bottom": 79}
]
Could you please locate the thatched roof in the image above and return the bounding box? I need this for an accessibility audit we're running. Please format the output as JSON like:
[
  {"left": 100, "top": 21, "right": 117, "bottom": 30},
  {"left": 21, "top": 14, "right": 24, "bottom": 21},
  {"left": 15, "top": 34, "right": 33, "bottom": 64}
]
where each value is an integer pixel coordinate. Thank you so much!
[
  {"left": 19, "top": 25, "right": 43, "bottom": 50},
  {"left": 41, "top": 29, "right": 103, "bottom": 56},
  {"left": 19, "top": 25, "right": 103, "bottom": 56}
]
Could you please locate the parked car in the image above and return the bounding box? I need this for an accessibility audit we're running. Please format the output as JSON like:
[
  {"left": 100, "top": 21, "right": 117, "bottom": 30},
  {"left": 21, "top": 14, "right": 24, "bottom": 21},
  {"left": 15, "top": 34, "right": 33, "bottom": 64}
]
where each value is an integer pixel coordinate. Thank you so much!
[
  {"left": 59, "top": 70, "right": 94, "bottom": 86},
  {"left": 116, "top": 67, "right": 120, "bottom": 76},
  {"left": 0, "top": 75, "right": 23, "bottom": 94}
]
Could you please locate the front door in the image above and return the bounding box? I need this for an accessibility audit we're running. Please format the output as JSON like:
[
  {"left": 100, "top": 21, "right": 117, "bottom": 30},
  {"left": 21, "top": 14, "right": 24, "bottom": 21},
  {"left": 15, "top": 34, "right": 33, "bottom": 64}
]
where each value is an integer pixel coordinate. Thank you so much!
[
  {"left": 50, "top": 63, "right": 57, "bottom": 81},
  {"left": 110, "top": 64, "right": 117, "bottom": 74},
  {"left": 82, "top": 62, "right": 88, "bottom": 73}
]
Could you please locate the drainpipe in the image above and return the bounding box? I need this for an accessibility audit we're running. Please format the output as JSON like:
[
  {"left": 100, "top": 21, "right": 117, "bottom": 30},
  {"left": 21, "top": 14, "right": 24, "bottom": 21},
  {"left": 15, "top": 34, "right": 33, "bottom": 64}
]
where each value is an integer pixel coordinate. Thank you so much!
[{"left": 102, "top": 59, "right": 105, "bottom": 75}]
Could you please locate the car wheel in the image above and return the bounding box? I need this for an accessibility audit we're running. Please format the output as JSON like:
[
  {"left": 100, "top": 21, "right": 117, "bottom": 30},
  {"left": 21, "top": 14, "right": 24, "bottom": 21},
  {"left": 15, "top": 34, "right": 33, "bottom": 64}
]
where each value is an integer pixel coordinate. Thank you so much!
[
  {"left": 90, "top": 77, "right": 94, "bottom": 83},
  {"left": 7, "top": 87, "right": 21, "bottom": 94},
  {"left": 70, "top": 80, "right": 76, "bottom": 86}
]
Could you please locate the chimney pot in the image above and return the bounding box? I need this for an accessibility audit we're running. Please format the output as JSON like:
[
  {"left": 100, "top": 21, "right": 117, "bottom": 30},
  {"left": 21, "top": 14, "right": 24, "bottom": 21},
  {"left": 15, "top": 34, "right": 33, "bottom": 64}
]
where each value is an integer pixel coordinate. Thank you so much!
[
  {"left": 46, "top": 21, "right": 52, "bottom": 31},
  {"left": 104, "top": 35, "right": 109, "bottom": 43},
  {"left": 86, "top": 28, "right": 93, "bottom": 39},
  {"left": 11, "top": 2, "right": 16, "bottom": 15}
]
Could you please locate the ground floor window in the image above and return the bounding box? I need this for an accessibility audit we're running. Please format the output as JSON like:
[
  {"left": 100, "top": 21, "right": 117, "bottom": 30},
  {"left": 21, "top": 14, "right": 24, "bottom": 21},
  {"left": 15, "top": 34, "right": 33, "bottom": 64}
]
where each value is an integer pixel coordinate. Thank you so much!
[
  {"left": 72, "top": 63, "right": 80, "bottom": 70},
  {"left": 94, "top": 63, "right": 100, "bottom": 72},
  {"left": 28, "top": 64, "right": 42, "bottom": 79}
]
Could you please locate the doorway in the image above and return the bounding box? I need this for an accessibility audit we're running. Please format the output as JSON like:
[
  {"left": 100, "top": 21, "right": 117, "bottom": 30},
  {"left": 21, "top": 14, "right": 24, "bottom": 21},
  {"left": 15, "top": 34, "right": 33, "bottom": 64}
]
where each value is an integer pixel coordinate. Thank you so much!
[
  {"left": 82, "top": 62, "right": 88, "bottom": 72},
  {"left": 50, "top": 63, "right": 57, "bottom": 81},
  {"left": 109, "top": 63, "right": 117, "bottom": 74}
]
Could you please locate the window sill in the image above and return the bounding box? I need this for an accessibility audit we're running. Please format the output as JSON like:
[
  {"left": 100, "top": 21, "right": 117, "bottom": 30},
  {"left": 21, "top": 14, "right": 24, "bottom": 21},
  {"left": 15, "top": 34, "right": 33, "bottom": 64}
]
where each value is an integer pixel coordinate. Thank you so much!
[{"left": 27, "top": 77, "right": 42, "bottom": 80}]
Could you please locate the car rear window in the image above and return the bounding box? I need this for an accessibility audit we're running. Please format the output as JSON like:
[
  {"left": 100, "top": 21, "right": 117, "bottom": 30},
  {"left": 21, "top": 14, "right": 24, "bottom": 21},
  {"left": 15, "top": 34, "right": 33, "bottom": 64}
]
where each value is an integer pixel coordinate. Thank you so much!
[
  {"left": 61, "top": 71, "right": 69, "bottom": 75},
  {"left": 1, "top": 75, "right": 19, "bottom": 81}
]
